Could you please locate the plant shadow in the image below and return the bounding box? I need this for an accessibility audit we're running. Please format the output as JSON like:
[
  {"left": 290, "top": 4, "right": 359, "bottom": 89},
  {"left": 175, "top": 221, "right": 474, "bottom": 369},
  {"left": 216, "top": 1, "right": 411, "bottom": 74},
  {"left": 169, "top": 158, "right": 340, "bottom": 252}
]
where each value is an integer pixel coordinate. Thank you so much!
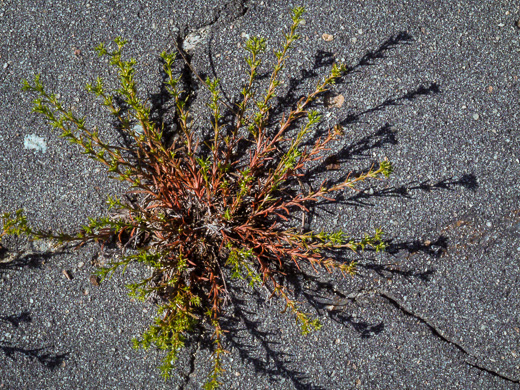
[
  {"left": 0, "top": 341, "right": 69, "bottom": 371},
  {"left": 0, "top": 311, "right": 68, "bottom": 371},
  {"left": 218, "top": 287, "right": 328, "bottom": 390},
  {"left": 0, "top": 249, "right": 63, "bottom": 275}
]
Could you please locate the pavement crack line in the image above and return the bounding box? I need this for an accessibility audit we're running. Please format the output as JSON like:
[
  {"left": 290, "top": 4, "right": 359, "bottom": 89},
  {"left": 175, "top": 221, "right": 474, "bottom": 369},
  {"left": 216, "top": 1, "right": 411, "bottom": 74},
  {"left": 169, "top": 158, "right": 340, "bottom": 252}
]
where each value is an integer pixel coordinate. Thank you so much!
[
  {"left": 179, "top": 335, "right": 202, "bottom": 390},
  {"left": 179, "top": 0, "right": 248, "bottom": 44},
  {"left": 378, "top": 291, "right": 519, "bottom": 384}
]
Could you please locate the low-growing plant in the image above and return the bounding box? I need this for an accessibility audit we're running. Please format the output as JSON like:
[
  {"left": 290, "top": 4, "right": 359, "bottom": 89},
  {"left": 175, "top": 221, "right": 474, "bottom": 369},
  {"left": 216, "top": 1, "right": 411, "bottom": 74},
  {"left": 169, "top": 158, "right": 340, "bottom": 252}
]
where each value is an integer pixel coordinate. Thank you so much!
[{"left": 1, "top": 7, "right": 392, "bottom": 388}]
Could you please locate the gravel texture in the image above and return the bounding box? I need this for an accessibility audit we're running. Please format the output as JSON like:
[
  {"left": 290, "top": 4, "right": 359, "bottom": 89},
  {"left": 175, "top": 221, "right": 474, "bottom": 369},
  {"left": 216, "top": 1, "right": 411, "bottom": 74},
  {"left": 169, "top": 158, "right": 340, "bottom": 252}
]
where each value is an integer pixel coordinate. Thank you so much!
[{"left": 1, "top": 0, "right": 520, "bottom": 389}]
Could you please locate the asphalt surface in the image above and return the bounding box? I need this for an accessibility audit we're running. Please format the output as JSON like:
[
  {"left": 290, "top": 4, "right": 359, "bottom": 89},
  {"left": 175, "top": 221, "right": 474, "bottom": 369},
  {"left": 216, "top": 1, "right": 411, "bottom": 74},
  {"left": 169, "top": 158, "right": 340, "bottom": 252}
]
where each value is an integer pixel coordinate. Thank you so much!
[{"left": 1, "top": 0, "right": 520, "bottom": 389}]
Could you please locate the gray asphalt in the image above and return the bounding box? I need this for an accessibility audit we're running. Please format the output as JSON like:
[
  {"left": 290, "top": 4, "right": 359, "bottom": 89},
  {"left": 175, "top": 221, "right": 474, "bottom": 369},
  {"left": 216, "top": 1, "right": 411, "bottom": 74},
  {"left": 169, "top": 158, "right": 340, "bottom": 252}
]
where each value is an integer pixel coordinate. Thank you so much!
[{"left": 1, "top": 0, "right": 520, "bottom": 389}]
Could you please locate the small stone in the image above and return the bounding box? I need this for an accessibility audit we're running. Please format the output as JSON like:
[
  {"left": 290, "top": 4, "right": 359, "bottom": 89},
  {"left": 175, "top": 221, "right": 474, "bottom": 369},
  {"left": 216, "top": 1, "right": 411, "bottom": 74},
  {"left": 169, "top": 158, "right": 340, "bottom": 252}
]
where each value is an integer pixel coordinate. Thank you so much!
[
  {"left": 325, "top": 155, "right": 340, "bottom": 171},
  {"left": 29, "top": 298, "right": 34, "bottom": 304},
  {"left": 487, "top": 86, "right": 493, "bottom": 93},
  {"left": 90, "top": 274, "right": 100, "bottom": 286},
  {"left": 357, "top": 29, "right": 363, "bottom": 35},
  {"left": 3, "top": 63, "right": 8, "bottom": 69},
  {"left": 351, "top": 37, "right": 357, "bottom": 43},
  {"left": 324, "top": 93, "right": 345, "bottom": 108},
  {"left": 486, "top": 221, "right": 492, "bottom": 227},
  {"left": 78, "top": 261, "right": 85, "bottom": 268},
  {"left": 322, "top": 33, "right": 334, "bottom": 41},
  {"left": 472, "top": 113, "right": 479, "bottom": 120}
]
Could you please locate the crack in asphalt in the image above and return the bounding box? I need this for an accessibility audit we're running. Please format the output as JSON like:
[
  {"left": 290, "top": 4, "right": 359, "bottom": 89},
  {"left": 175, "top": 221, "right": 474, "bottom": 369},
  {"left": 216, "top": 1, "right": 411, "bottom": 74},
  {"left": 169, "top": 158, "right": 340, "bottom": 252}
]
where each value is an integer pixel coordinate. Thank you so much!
[
  {"left": 178, "top": 335, "right": 202, "bottom": 390},
  {"left": 325, "top": 288, "right": 519, "bottom": 384},
  {"left": 178, "top": 0, "right": 248, "bottom": 43},
  {"left": 378, "top": 291, "right": 520, "bottom": 385}
]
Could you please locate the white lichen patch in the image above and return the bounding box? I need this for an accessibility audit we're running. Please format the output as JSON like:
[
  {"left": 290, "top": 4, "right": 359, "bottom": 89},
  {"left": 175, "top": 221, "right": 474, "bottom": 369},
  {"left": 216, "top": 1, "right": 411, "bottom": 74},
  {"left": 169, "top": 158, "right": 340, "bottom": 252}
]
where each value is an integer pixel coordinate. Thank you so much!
[
  {"left": 24, "top": 134, "right": 47, "bottom": 153},
  {"left": 182, "top": 26, "right": 210, "bottom": 52}
]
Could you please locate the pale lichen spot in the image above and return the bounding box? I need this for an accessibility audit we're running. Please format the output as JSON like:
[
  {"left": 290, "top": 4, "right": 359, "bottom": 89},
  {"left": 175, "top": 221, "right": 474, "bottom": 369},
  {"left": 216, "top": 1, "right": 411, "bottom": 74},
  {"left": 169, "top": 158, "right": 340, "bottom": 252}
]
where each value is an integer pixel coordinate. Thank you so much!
[{"left": 24, "top": 134, "right": 47, "bottom": 153}]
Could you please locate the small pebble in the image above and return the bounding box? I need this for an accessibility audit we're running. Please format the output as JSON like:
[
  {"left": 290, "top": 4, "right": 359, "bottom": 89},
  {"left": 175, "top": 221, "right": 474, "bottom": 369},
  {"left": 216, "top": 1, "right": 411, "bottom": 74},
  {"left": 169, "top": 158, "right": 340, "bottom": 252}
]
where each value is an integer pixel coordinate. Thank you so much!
[
  {"left": 3, "top": 63, "right": 8, "bottom": 69},
  {"left": 486, "top": 221, "right": 492, "bottom": 227},
  {"left": 62, "top": 269, "right": 72, "bottom": 280},
  {"left": 322, "top": 33, "right": 334, "bottom": 41},
  {"left": 90, "top": 274, "right": 100, "bottom": 286},
  {"left": 29, "top": 298, "right": 34, "bottom": 304},
  {"left": 357, "top": 29, "right": 363, "bottom": 35},
  {"left": 351, "top": 37, "right": 357, "bottom": 43},
  {"left": 472, "top": 113, "right": 479, "bottom": 120},
  {"left": 78, "top": 261, "right": 85, "bottom": 268}
]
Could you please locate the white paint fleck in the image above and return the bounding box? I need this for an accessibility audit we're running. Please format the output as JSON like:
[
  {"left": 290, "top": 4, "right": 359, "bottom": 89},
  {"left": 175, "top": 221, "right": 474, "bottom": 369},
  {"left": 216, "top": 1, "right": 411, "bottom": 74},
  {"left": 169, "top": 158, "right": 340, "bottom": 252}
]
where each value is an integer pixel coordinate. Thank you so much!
[{"left": 24, "top": 134, "right": 47, "bottom": 153}]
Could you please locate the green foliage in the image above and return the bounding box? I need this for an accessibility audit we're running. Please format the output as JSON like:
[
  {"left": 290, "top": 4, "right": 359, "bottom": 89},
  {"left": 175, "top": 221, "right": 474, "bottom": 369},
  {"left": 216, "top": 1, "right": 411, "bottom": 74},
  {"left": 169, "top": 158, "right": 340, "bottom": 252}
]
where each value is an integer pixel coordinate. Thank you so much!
[{"left": 2, "top": 6, "right": 395, "bottom": 388}]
